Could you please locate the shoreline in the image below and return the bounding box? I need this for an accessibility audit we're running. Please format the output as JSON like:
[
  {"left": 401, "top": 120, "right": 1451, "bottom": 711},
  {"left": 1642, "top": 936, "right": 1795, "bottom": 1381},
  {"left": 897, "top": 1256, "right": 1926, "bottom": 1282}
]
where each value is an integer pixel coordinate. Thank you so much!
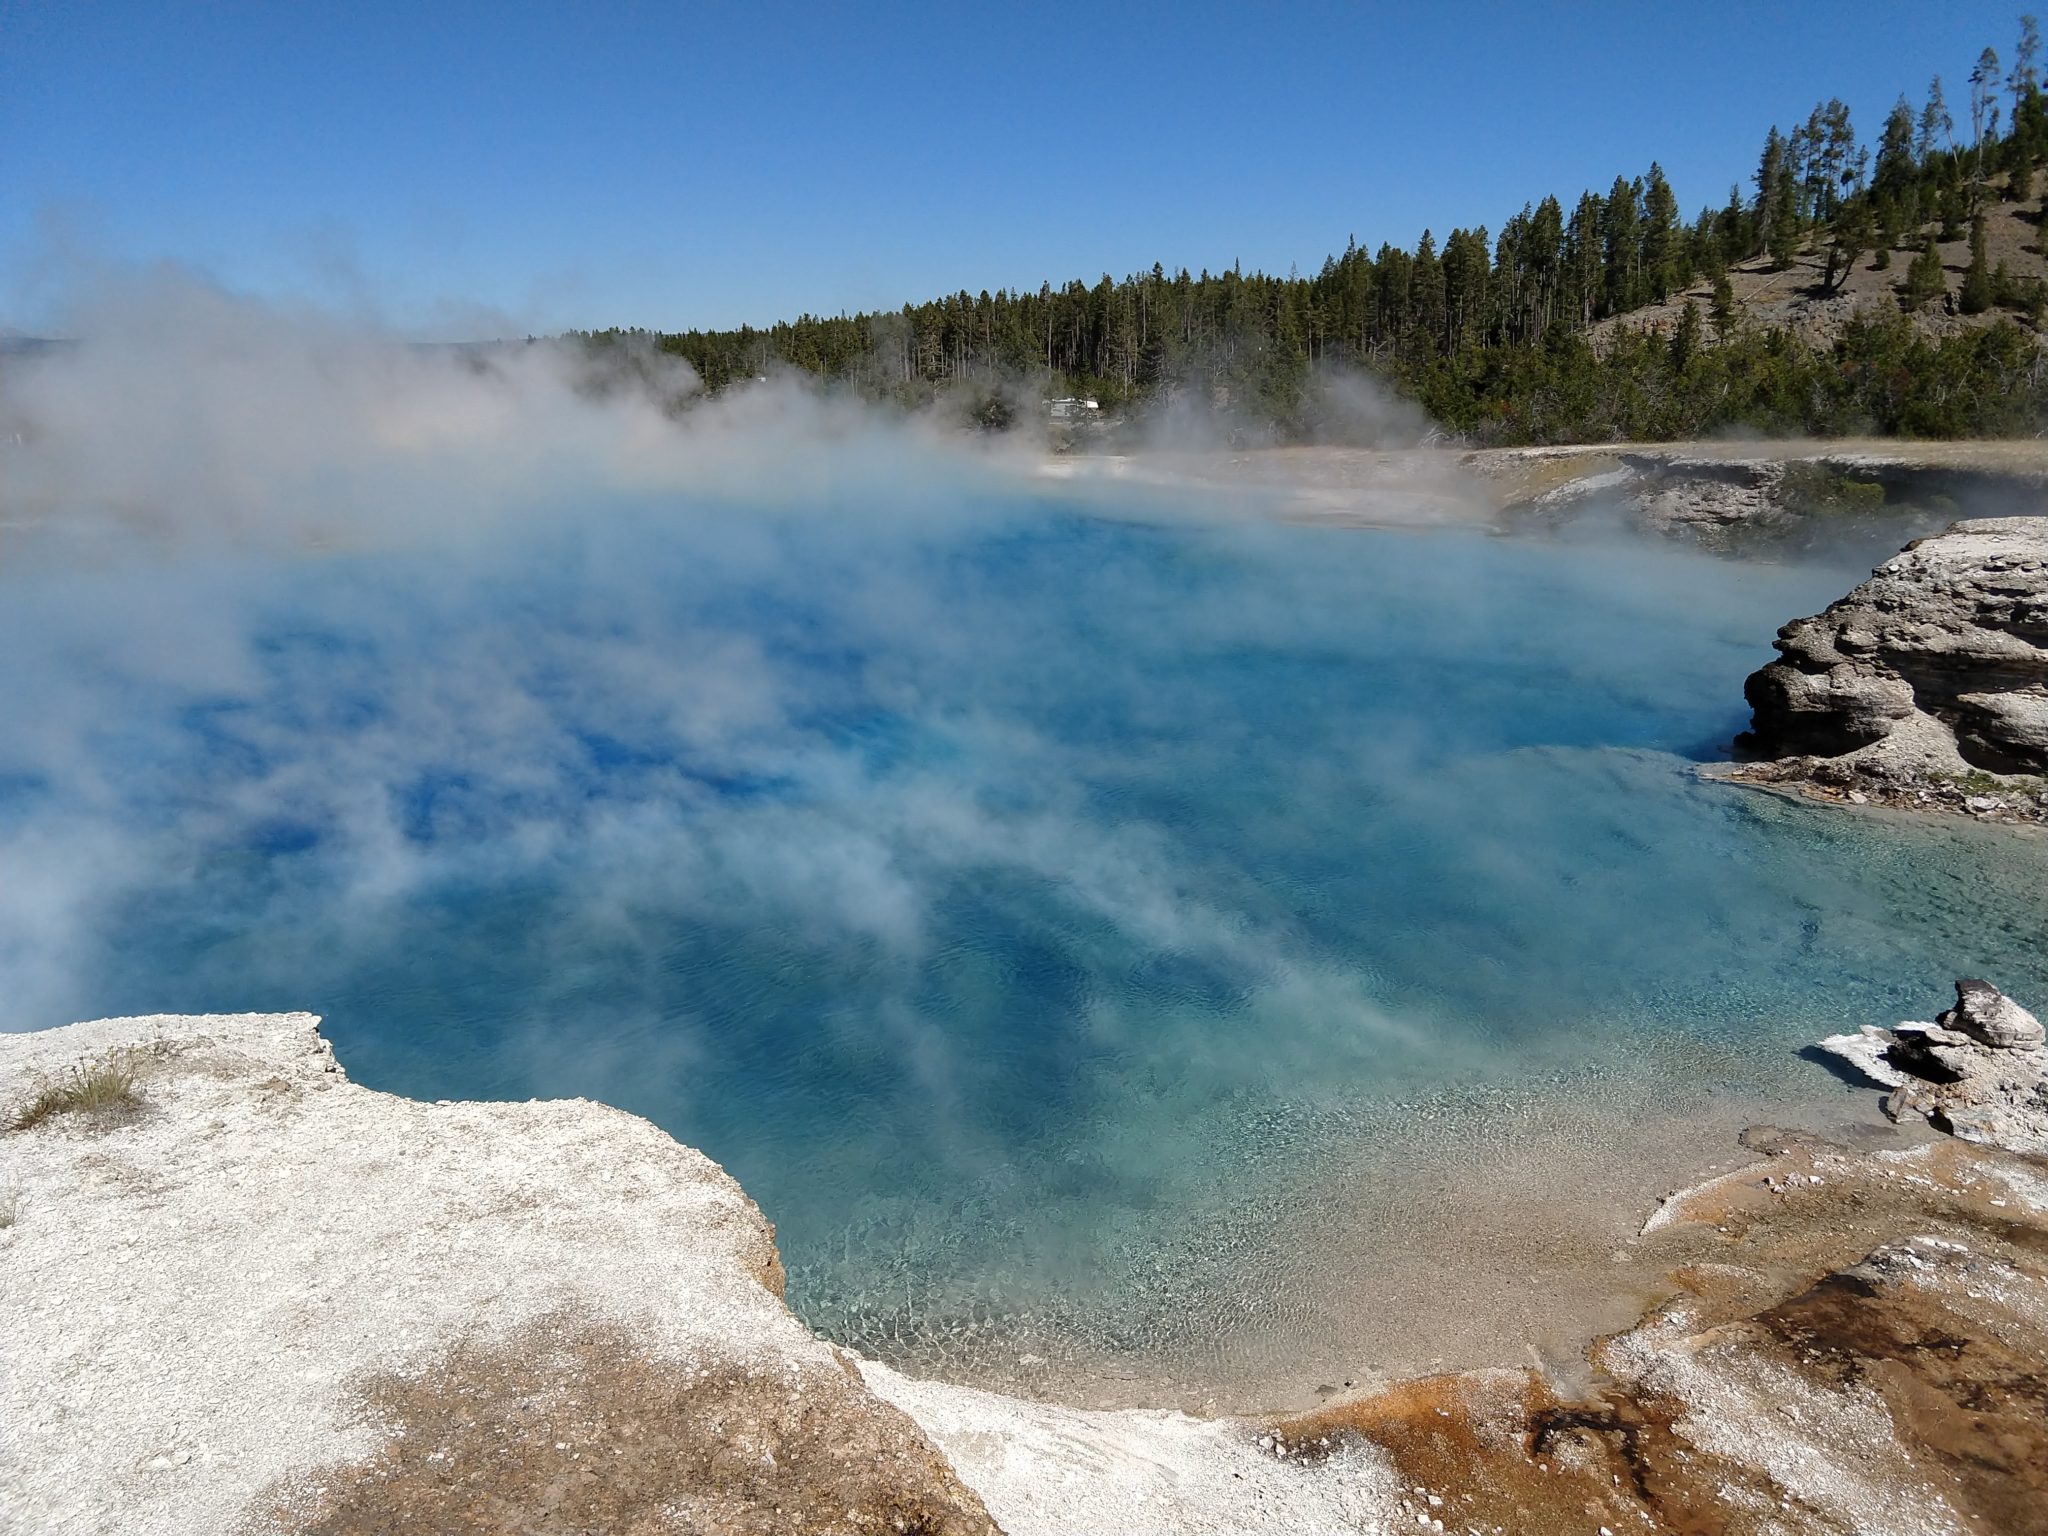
[
  {"left": 1036, "top": 436, "right": 2048, "bottom": 546},
  {"left": 1703, "top": 759, "right": 2048, "bottom": 828},
  {"left": 5, "top": 1009, "right": 2044, "bottom": 1535}
]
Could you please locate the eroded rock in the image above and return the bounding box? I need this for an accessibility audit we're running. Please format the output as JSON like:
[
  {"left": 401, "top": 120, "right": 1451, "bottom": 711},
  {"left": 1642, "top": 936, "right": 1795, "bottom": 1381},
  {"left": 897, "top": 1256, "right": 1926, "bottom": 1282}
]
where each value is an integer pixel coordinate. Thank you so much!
[
  {"left": 1820, "top": 979, "right": 2048, "bottom": 1155},
  {"left": 1737, "top": 519, "right": 2048, "bottom": 804},
  {"left": 1946, "top": 976, "right": 2047, "bottom": 1049}
]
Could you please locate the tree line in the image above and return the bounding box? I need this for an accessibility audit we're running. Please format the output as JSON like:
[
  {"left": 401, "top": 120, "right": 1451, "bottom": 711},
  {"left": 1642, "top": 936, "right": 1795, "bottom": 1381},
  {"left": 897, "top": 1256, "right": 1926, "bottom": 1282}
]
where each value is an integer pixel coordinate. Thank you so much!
[{"left": 575, "top": 16, "right": 2048, "bottom": 445}]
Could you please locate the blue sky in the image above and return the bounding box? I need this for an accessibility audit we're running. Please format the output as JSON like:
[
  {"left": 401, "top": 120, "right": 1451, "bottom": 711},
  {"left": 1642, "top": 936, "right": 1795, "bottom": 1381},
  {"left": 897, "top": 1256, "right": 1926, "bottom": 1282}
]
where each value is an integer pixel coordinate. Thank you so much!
[{"left": 0, "top": 1, "right": 2031, "bottom": 334}]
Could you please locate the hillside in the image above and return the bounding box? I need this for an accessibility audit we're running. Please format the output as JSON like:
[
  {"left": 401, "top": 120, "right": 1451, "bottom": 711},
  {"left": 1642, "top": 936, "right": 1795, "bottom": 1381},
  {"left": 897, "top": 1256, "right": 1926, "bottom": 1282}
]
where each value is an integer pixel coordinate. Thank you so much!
[{"left": 1593, "top": 176, "right": 2048, "bottom": 352}]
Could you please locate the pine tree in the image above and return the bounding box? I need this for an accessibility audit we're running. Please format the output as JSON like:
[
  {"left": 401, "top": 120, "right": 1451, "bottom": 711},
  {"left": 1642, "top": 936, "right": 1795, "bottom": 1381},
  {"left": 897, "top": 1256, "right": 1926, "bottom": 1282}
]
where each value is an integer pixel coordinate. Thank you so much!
[
  {"left": 1409, "top": 231, "right": 1445, "bottom": 354},
  {"left": 1755, "top": 126, "right": 1804, "bottom": 269},
  {"left": 1711, "top": 274, "right": 1737, "bottom": 340},
  {"left": 2016, "top": 23, "right": 2048, "bottom": 190},
  {"left": 1601, "top": 175, "right": 1642, "bottom": 313},
  {"left": 1718, "top": 183, "right": 1748, "bottom": 265},
  {"left": 1918, "top": 76, "right": 1954, "bottom": 161},
  {"left": 1767, "top": 168, "right": 1802, "bottom": 269},
  {"left": 1669, "top": 300, "right": 1703, "bottom": 370},
  {"left": 1754, "top": 127, "right": 1788, "bottom": 257},
  {"left": 1566, "top": 191, "right": 1604, "bottom": 324},
  {"left": 1694, "top": 207, "right": 1726, "bottom": 279},
  {"left": 1903, "top": 234, "right": 1947, "bottom": 305},
  {"left": 1642, "top": 163, "right": 1682, "bottom": 300},
  {"left": 1960, "top": 216, "right": 1994, "bottom": 312},
  {"left": 1824, "top": 198, "right": 1871, "bottom": 295},
  {"left": 2017, "top": 14, "right": 2044, "bottom": 111},
  {"left": 1799, "top": 98, "right": 1859, "bottom": 225},
  {"left": 1875, "top": 97, "right": 1919, "bottom": 202},
  {"left": 1939, "top": 177, "right": 1969, "bottom": 239},
  {"left": 1969, "top": 48, "right": 2004, "bottom": 211}
]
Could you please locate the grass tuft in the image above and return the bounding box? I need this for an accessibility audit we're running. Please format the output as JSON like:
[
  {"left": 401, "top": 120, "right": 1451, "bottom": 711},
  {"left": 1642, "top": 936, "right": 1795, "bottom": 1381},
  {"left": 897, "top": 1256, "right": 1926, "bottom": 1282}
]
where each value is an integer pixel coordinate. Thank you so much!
[{"left": 9, "top": 1049, "right": 144, "bottom": 1132}]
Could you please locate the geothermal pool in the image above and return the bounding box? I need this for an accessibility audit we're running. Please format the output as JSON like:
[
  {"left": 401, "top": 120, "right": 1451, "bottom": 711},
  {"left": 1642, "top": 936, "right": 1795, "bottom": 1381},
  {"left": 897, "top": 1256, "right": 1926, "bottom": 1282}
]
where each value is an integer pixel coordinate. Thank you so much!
[{"left": 5, "top": 484, "right": 2045, "bottom": 1401}]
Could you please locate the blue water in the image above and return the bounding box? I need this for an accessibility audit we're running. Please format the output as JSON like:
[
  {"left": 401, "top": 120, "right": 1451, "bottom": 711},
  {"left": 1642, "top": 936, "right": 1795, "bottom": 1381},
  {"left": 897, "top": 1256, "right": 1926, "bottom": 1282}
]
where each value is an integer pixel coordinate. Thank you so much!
[{"left": 3, "top": 489, "right": 2044, "bottom": 1388}]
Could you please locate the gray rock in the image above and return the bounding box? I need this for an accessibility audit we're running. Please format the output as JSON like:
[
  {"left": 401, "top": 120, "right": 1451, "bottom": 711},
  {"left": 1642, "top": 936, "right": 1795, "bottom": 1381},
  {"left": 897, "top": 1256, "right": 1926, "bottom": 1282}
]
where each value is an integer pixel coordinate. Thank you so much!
[
  {"left": 1941, "top": 977, "right": 2046, "bottom": 1050},
  {"left": 1743, "top": 518, "right": 2048, "bottom": 773},
  {"left": 1956, "top": 687, "right": 2048, "bottom": 760},
  {"left": 1623, "top": 455, "right": 1785, "bottom": 534},
  {"left": 1819, "top": 980, "right": 2048, "bottom": 1154}
]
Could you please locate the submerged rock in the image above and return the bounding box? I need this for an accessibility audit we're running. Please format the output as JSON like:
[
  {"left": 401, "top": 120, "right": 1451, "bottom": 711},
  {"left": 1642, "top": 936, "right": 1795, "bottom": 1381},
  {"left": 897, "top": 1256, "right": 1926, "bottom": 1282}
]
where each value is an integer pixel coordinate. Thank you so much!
[
  {"left": 1727, "top": 517, "right": 2048, "bottom": 818},
  {"left": 1820, "top": 979, "right": 2048, "bottom": 1154}
]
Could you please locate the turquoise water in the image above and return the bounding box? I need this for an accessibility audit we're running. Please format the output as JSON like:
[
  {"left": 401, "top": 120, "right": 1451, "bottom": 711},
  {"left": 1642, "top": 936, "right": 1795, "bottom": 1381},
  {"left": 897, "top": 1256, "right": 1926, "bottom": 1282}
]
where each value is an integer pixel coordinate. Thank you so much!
[{"left": 3, "top": 488, "right": 2043, "bottom": 1386}]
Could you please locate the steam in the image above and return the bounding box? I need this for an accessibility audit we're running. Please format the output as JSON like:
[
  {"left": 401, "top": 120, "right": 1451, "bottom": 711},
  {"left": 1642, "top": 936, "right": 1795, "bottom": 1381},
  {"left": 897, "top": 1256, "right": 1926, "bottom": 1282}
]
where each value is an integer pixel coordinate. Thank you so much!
[
  {"left": 0, "top": 270, "right": 1932, "bottom": 1066},
  {"left": 0, "top": 271, "right": 1412, "bottom": 1049}
]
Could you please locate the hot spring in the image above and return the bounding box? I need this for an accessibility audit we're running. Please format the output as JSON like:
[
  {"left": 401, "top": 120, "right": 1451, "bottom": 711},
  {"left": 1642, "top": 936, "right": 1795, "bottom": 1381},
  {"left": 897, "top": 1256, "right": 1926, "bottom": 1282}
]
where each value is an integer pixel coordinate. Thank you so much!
[{"left": 4, "top": 463, "right": 2044, "bottom": 1406}]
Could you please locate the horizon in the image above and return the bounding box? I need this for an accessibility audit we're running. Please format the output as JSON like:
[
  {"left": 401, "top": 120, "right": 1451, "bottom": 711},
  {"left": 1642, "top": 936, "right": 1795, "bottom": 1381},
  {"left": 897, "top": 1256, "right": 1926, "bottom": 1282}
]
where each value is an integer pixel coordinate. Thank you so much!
[{"left": 0, "top": 0, "right": 2033, "bottom": 339}]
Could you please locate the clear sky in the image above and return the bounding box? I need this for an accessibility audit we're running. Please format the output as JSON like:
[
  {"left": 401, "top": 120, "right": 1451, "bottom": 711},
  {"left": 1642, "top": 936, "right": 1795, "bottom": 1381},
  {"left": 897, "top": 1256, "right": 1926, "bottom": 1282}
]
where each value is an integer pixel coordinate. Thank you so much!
[{"left": 0, "top": 1, "right": 2032, "bottom": 335}]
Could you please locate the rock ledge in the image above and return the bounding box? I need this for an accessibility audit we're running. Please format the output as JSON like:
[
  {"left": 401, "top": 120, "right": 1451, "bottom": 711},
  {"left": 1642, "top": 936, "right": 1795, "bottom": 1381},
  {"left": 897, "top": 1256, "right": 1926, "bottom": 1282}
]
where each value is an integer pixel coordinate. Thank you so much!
[{"left": 1733, "top": 517, "right": 2048, "bottom": 819}]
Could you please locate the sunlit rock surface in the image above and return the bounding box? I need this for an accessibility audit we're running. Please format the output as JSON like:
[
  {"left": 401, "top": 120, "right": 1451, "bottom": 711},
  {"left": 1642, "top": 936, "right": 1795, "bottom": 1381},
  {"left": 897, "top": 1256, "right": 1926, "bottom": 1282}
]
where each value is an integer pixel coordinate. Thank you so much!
[
  {"left": 0, "top": 1014, "right": 1000, "bottom": 1536},
  {"left": 1273, "top": 1130, "right": 2048, "bottom": 1536},
  {"left": 1469, "top": 441, "right": 2048, "bottom": 550},
  {"left": 1821, "top": 978, "right": 2048, "bottom": 1155},
  {"left": 1730, "top": 517, "right": 2048, "bottom": 818}
]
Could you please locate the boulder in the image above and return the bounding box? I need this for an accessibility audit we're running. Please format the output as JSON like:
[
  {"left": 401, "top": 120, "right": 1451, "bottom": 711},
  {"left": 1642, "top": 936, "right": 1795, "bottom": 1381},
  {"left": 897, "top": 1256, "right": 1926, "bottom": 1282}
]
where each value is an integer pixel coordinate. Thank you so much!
[{"left": 1942, "top": 977, "right": 2046, "bottom": 1050}]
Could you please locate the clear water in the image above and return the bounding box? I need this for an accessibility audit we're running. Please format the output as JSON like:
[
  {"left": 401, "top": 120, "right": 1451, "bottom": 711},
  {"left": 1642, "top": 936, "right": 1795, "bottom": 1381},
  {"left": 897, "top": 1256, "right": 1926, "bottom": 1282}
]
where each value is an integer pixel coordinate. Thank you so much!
[{"left": 4, "top": 486, "right": 2043, "bottom": 1393}]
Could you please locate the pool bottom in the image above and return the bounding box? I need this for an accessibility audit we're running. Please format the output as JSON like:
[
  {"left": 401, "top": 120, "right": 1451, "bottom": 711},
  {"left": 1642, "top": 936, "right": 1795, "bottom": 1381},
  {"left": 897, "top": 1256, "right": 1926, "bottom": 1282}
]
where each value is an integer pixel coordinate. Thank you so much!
[{"left": 796, "top": 1062, "right": 1930, "bottom": 1415}]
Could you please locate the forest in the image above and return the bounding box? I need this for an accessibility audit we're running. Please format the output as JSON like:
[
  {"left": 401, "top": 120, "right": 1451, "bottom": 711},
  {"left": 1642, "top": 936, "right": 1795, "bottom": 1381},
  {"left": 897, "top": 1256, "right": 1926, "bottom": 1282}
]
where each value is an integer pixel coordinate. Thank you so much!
[{"left": 577, "top": 18, "right": 2048, "bottom": 445}]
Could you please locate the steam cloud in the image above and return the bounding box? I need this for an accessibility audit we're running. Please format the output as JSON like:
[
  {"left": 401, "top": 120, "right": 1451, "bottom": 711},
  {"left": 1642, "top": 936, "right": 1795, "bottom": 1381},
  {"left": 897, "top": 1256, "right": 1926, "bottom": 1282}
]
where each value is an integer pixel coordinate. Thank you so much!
[
  {"left": 0, "top": 269, "right": 1932, "bottom": 1081},
  {"left": 0, "top": 270, "right": 1415, "bottom": 1063}
]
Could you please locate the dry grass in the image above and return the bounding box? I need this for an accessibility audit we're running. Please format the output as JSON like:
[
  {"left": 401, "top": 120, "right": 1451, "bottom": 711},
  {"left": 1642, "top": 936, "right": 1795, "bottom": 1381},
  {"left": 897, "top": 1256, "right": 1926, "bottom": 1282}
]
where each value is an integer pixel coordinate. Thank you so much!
[{"left": 9, "top": 1049, "right": 144, "bottom": 1132}]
